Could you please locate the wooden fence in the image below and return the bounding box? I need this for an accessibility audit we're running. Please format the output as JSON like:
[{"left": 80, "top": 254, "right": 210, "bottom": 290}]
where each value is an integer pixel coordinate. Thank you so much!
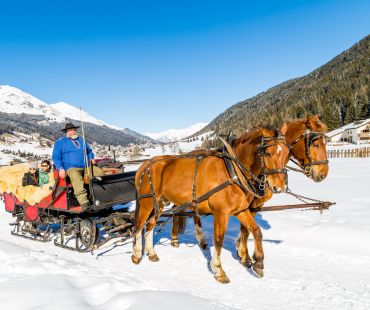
[{"left": 327, "top": 147, "right": 370, "bottom": 158}]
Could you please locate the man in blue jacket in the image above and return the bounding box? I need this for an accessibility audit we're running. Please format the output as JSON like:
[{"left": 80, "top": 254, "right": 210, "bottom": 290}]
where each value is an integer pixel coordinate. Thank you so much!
[{"left": 52, "top": 122, "right": 103, "bottom": 208}]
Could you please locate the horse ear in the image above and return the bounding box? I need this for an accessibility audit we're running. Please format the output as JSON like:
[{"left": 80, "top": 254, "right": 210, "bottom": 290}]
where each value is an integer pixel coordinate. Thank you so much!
[
  {"left": 312, "top": 114, "right": 321, "bottom": 122},
  {"left": 226, "top": 131, "right": 234, "bottom": 144},
  {"left": 306, "top": 114, "right": 315, "bottom": 129},
  {"left": 280, "top": 122, "right": 288, "bottom": 136},
  {"left": 313, "top": 115, "right": 328, "bottom": 132}
]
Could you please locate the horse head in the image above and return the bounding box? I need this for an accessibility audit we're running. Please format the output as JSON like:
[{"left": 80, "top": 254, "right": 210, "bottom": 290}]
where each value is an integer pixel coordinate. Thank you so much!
[
  {"left": 286, "top": 114, "right": 329, "bottom": 182},
  {"left": 234, "top": 124, "right": 289, "bottom": 194}
]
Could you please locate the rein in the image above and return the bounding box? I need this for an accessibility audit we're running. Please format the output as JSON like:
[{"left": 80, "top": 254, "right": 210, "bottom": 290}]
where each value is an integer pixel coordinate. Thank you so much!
[
  {"left": 220, "top": 133, "right": 288, "bottom": 196},
  {"left": 258, "top": 136, "right": 286, "bottom": 176}
]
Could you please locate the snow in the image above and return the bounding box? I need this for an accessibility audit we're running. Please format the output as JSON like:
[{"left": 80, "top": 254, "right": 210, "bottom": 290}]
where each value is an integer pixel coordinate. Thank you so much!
[
  {"left": 50, "top": 102, "right": 126, "bottom": 131},
  {"left": 0, "top": 132, "right": 52, "bottom": 165},
  {"left": 1, "top": 157, "right": 370, "bottom": 309},
  {"left": 0, "top": 85, "right": 64, "bottom": 122},
  {"left": 138, "top": 132, "right": 214, "bottom": 158},
  {"left": 0, "top": 85, "right": 141, "bottom": 136},
  {"left": 327, "top": 142, "right": 370, "bottom": 150},
  {"left": 145, "top": 122, "right": 208, "bottom": 142},
  {"left": 50, "top": 102, "right": 109, "bottom": 127}
]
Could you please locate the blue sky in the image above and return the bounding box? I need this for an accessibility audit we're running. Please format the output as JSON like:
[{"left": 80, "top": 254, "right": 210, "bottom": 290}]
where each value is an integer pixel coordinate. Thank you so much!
[{"left": 0, "top": 0, "right": 369, "bottom": 133}]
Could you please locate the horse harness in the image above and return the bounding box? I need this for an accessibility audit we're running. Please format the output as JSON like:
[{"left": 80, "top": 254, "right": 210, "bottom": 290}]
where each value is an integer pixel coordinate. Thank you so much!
[
  {"left": 287, "top": 129, "right": 329, "bottom": 176},
  {"left": 256, "top": 135, "right": 288, "bottom": 192},
  {"left": 136, "top": 133, "right": 288, "bottom": 222}
]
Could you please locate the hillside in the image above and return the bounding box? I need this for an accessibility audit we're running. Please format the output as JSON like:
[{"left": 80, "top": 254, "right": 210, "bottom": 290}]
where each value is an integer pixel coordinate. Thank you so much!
[
  {"left": 0, "top": 86, "right": 153, "bottom": 146},
  {"left": 202, "top": 34, "right": 370, "bottom": 135}
]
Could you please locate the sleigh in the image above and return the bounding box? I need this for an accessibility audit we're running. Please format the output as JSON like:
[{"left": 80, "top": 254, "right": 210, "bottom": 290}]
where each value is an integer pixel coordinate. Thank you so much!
[{"left": 3, "top": 166, "right": 138, "bottom": 251}]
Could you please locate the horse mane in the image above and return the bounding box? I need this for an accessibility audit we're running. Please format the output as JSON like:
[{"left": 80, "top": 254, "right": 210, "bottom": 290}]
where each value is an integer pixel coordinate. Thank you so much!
[
  {"left": 288, "top": 115, "right": 328, "bottom": 133},
  {"left": 186, "top": 148, "right": 220, "bottom": 156},
  {"left": 234, "top": 126, "right": 280, "bottom": 147}
]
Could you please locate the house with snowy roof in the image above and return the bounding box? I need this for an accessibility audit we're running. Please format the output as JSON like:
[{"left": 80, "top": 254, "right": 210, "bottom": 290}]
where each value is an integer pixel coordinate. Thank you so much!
[{"left": 327, "top": 119, "right": 370, "bottom": 144}]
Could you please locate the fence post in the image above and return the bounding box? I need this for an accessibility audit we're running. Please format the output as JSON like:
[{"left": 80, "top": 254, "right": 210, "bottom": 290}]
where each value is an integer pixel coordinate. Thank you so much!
[{"left": 326, "top": 147, "right": 370, "bottom": 158}]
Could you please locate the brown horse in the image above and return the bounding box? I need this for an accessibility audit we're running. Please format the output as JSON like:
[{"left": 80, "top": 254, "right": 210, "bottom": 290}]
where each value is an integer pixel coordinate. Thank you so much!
[
  {"left": 170, "top": 114, "right": 329, "bottom": 267},
  {"left": 132, "top": 125, "right": 289, "bottom": 283},
  {"left": 236, "top": 114, "right": 329, "bottom": 266}
]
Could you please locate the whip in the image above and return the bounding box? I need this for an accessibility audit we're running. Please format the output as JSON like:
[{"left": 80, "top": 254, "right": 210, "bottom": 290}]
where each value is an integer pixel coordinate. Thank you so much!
[{"left": 80, "top": 107, "right": 90, "bottom": 181}]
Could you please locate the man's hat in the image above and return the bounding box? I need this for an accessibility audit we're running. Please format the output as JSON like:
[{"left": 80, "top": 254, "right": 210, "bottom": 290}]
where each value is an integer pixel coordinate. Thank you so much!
[{"left": 61, "top": 122, "right": 80, "bottom": 132}]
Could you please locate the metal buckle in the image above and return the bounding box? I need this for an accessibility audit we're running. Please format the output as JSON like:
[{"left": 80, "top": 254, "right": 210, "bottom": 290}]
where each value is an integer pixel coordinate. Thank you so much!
[
  {"left": 259, "top": 176, "right": 265, "bottom": 191},
  {"left": 304, "top": 165, "right": 312, "bottom": 176}
]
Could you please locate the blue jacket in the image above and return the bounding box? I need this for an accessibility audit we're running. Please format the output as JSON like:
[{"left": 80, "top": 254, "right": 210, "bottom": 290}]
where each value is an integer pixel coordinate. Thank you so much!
[{"left": 52, "top": 136, "right": 94, "bottom": 171}]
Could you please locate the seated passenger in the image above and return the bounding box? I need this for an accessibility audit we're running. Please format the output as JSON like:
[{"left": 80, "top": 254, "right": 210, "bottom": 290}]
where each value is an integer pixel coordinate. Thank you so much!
[
  {"left": 38, "top": 160, "right": 52, "bottom": 187},
  {"left": 22, "top": 162, "right": 39, "bottom": 186}
]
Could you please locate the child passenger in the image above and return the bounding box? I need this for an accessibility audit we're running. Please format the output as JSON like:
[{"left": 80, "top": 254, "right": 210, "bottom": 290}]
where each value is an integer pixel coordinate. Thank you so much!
[
  {"left": 22, "top": 162, "right": 39, "bottom": 186},
  {"left": 38, "top": 160, "right": 52, "bottom": 187}
]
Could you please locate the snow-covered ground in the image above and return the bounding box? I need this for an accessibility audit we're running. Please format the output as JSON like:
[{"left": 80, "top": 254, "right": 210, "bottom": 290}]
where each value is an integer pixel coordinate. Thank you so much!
[
  {"left": 0, "top": 158, "right": 369, "bottom": 309},
  {"left": 138, "top": 132, "right": 213, "bottom": 157},
  {"left": 0, "top": 132, "right": 52, "bottom": 165},
  {"left": 327, "top": 142, "right": 370, "bottom": 150}
]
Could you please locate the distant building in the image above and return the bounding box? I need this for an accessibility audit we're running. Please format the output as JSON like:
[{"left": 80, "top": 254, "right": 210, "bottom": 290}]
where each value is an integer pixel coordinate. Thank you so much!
[{"left": 327, "top": 119, "right": 370, "bottom": 144}]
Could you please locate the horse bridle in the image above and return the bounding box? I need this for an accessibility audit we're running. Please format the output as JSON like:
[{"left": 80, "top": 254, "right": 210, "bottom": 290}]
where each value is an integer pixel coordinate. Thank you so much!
[
  {"left": 256, "top": 134, "right": 288, "bottom": 193},
  {"left": 288, "top": 129, "right": 329, "bottom": 176}
]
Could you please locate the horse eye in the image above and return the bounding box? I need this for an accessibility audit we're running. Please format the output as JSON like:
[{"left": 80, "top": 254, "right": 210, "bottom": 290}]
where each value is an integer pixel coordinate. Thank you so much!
[{"left": 312, "top": 142, "right": 319, "bottom": 148}]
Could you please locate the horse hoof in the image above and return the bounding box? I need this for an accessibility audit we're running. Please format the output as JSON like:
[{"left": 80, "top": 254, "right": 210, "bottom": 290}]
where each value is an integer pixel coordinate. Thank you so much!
[
  {"left": 149, "top": 254, "right": 160, "bottom": 262},
  {"left": 214, "top": 274, "right": 230, "bottom": 284},
  {"left": 131, "top": 255, "right": 141, "bottom": 265},
  {"left": 171, "top": 240, "right": 179, "bottom": 248},
  {"left": 241, "top": 260, "right": 253, "bottom": 268},
  {"left": 199, "top": 242, "right": 208, "bottom": 250},
  {"left": 252, "top": 266, "right": 264, "bottom": 278}
]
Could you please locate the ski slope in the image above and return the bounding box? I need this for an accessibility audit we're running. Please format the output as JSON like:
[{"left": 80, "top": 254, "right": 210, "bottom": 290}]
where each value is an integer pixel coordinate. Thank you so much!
[{"left": 0, "top": 158, "right": 369, "bottom": 309}]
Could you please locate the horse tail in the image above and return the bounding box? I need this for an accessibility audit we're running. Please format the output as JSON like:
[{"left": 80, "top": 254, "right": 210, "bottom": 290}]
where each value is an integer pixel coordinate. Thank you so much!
[{"left": 177, "top": 216, "right": 187, "bottom": 235}]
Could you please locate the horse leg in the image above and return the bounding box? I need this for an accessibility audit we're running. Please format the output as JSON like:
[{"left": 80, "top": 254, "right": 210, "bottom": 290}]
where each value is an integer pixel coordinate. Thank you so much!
[
  {"left": 171, "top": 215, "right": 180, "bottom": 248},
  {"left": 131, "top": 198, "right": 153, "bottom": 264},
  {"left": 194, "top": 216, "right": 208, "bottom": 250},
  {"left": 236, "top": 223, "right": 252, "bottom": 267},
  {"left": 211, "top": 212, "right": 230, "bottom": 283},
  {"left": 132, "top": 228, "right": 143, "bottom": 264},
  {"left": 145, "top": 218, "right": 160, "bottom": 262},
  {"left": 236, "top": 210, "right": 264, "bottom": 277}
]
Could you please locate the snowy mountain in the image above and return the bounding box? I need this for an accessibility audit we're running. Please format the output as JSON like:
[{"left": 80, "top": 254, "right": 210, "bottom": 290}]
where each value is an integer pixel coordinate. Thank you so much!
[
  {"left": 145, "top": 122, "right": 208, "bottom": 142},
  {"left": 50, "top": 102, "right": 108, "bottom": 127},
  {"left": 0, "top": 85, "right": 153, "bottom": 145},
  {"left": 0, "top": 85, "right": 64, "bottom": 122}
]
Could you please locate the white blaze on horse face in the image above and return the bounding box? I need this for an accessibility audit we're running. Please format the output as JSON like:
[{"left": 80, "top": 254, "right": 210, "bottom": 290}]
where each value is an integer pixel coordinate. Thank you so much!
[{"left": 277, "top": 144, "right": 282, "bottom": 154}]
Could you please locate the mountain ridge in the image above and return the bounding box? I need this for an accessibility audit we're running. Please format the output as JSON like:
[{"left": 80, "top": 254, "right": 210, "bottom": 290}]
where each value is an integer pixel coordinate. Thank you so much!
[
  {"left": 200, "top": 34, "right": 370, "bottom": 136},
  {"left": 0, "top": 85, "right": 153, "bottom": 146}
]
